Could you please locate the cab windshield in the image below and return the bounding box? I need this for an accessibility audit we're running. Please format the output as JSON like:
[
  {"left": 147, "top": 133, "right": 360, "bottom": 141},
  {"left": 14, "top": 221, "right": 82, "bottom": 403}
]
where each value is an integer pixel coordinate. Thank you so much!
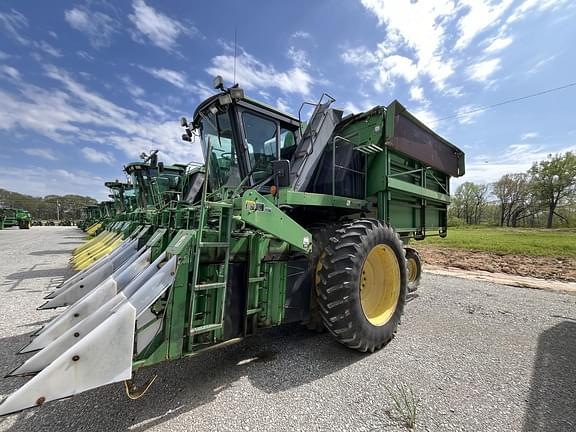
[{"left": 199, "top": 111, "right": 240, "bottom": 189}]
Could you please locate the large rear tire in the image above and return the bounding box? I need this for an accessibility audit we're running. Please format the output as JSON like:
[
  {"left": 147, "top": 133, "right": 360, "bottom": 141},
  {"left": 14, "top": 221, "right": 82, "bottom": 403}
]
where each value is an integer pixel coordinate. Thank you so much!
[{"left": 317, "top": 219, "right": 407, "bottom": 352}]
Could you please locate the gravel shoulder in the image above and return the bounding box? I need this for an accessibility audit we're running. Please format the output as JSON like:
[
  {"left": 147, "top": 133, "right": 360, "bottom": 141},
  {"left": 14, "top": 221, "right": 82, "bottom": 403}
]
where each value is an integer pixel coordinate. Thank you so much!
[{"left": 0, "top": 227, "right": 575, "bottom": 431}]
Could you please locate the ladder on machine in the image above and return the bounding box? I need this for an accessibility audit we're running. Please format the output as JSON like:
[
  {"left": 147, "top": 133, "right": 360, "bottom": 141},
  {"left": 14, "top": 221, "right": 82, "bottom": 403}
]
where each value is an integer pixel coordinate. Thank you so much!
[
  {"left": 189, "top": 199, "right": 233, "bottom": 343},
  {"left": 188, "top": 140, "right": 234, "bottom": 345}
]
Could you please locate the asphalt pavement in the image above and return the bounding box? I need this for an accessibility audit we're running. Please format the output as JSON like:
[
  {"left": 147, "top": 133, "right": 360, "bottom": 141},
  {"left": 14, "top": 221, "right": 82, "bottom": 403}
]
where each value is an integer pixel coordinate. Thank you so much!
[{"left": 0, "top": 226, "right": 574, "bottom": 431}]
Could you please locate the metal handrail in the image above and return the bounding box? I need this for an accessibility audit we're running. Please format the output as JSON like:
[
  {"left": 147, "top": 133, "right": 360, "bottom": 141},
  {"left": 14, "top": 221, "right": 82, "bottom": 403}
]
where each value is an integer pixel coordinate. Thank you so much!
[{"left": 331, "top": 135, "right": 366, "bottom": 197}]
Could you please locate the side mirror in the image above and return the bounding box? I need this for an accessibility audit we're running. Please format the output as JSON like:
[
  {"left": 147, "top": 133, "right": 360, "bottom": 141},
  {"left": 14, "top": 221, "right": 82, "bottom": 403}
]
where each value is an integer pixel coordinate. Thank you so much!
[
  {"left": 158, "top": 162, "right": 164, "bottom": 172},
  {"left": 272, "top": 159, "right": 290, "bottom": 187}
]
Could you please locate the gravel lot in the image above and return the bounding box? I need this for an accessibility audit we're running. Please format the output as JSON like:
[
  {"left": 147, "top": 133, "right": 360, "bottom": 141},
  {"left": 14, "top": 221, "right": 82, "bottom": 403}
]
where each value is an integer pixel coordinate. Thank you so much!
[{"left": 0, "top": 226, "right": 575, "bottom": 431}]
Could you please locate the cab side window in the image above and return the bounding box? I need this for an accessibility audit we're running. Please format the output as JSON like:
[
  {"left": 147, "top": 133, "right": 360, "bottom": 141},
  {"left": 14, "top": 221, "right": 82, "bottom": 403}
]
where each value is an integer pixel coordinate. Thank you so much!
[
  {"left": 280, "top": 127, "right": 297, "bottom": 160},
  {"left": 242, "top": 112, "right": 278, "bottom": 180}
]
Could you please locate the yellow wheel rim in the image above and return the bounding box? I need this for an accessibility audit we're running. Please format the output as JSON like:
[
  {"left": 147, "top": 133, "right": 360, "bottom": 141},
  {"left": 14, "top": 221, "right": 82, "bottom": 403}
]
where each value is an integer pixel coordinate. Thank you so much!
[
  {"left": 360, "top": 244, "right": 401, "bottom": 326},
  {"left": 407, "top": 256, "right": 418, "bottom": 283}
]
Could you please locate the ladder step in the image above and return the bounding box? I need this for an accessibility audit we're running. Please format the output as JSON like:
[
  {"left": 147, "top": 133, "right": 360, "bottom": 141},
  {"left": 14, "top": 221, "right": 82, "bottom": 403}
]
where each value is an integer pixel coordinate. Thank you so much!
[
  {"left": 194, "top": 282, "right": 226, "bottom": 291},
  {"left": 247, "top": 308, "right": 262, "bottom": 315},
  {"left": 248, "top": 277, "right": 266, "bottom": 283},
  {"left": 199, "top": 242, "right": 229, "bottom": 248},
  {"left": 190, "top": 323, "right": 222, "bottom": 335}
]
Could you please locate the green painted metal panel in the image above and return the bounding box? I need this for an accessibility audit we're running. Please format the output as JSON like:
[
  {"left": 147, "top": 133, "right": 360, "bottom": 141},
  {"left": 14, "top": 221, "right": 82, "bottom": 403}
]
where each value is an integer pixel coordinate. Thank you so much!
[
  {"left": 387, "top": 177, "right": 451, "bottom": 203},
  {"left": 277, "top": 189, "right": 370, "bottom": 211},
  {"left": 166, "top": 230, "right": 194, "bottom": 360},
  {"left": 263, "top": 261, "right": 287, "bottom": 326},
  {"left": 240, "top": 190, "right": 312, "bottom": 253}
]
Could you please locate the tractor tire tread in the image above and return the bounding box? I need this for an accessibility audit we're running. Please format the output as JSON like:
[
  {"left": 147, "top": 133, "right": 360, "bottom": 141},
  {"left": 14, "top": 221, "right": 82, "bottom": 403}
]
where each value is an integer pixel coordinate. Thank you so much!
[{"left": 316, "top": 218, "right": 407, "bottom": 352}]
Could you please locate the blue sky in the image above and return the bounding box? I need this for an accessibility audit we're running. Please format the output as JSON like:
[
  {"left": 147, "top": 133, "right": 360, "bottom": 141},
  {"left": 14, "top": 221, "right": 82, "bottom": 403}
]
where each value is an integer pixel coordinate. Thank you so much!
[{"left": 0, "top": 0, "right": 575, "bottom": 200}]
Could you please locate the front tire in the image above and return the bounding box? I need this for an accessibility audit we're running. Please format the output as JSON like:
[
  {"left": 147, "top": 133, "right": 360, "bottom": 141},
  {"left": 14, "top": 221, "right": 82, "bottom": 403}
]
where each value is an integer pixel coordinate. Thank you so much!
[
  {"left": 305, "top": 223, "right": 337, "bottom": 332},
  {"left": 405, "top": 247, "right": 422, "bottom": 293},
  {"left": 317, "top": 219, "right": 407, "bottom": 352}
]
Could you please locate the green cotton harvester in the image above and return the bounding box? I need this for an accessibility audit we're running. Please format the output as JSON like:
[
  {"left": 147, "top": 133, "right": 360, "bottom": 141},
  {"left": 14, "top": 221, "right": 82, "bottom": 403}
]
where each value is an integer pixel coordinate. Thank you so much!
[{"left": 0, "top": 78, "right": 464, "bottom": 416}]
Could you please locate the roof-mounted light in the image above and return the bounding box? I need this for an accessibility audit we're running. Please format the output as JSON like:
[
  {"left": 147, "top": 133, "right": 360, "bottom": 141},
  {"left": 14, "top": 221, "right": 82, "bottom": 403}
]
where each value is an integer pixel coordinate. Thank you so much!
[
  {"left": 213, "top": 75, "right": 225, "bottom": 91},
  {"left": 230, "top": 87, "right": 244, "bottom": 99}
]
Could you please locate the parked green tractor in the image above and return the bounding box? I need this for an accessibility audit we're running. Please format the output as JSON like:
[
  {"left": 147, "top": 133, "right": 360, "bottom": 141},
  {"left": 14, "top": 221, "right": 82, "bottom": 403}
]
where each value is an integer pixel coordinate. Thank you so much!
[
  {"left": 0, "top": 80, "right": 464, "bottom": 416},
  {"left": 0, "top": 208, "right": 31, "bottom": 230}
]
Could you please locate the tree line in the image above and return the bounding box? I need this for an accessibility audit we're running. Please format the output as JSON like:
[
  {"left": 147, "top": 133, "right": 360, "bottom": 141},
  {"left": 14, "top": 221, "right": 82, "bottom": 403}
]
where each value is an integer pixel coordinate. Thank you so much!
[
  {"left": 450, "top": 151, "right": 576, "bottom": 228},
  {"left": 0, "top": 188, "right": 97, "bottom": 221}
]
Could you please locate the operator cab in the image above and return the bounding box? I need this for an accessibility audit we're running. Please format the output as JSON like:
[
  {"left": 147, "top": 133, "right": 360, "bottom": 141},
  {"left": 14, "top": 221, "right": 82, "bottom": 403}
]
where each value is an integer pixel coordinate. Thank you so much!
[
  {"left": 189, "top": 79, "right": 300, "bottom": 195},
  {"left": 124, "top": 152, "right": 187, "bottom": 208}
]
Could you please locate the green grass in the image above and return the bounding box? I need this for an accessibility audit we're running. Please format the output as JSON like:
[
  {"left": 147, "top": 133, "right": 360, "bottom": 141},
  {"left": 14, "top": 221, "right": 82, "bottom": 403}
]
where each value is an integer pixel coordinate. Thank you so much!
[
  {"left": 418, "top": 227, "right": 576, "bottom": 258},
  {"left": 385, "top": 383, "right": 418, "bottom": 429}
]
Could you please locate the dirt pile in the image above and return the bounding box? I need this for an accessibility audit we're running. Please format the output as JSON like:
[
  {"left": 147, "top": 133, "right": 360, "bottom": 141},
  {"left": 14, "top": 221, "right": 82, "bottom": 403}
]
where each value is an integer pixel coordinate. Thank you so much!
[{"left": 418, "top": 246, "right": 576, "bottom": 282}]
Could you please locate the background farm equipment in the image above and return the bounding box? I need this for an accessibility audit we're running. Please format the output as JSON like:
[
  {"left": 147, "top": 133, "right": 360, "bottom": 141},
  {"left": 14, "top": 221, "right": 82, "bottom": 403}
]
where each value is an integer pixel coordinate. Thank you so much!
[
  {"left": 0, "top": 80, "right": 464, "bottom": 416},
  {"left": 0, "top": 208, "right": 31, "bottom": 230}
]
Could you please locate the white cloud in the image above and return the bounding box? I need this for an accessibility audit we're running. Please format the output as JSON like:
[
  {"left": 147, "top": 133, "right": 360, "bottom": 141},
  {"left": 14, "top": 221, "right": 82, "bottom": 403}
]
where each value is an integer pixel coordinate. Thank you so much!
[
  {"left": 462, "top": 142, "right": 576, "bottom": 184},
  {"left": 341, "top": 46, "right": 378, "bottom": 66},
  {"left": 0, "top": 65, "right": 21, "bottom": 81},
  {"left": 120, "top": 75, "right": 145, "bottom": 97},
  {"left": 0, "top": 165, "right": 108, "bottom": 200},
  {"left": 23, "top": 147, "right": 58, "bottom": 161},
  {"left": 206, "top": 48, "right": 314, "bottom": 96},
  {"left": 0, "top": 9, "right": 28, "bottom": 45},
  {"left": 77, "top": 50, "right": 95, "bottom": 61},
  {"left": 133, "top": 98, "right": 167, "bottom": 118},
  {"left": 409, "top": 86, "right": 425, "bottom": 103},
  {"left": 343, "top": 101, "right": 361, "bottom": 115},
  {"left": 36, "top": 40, "right": 62, "bottom": 57},
  {"left": 139, "top": 66, "right": 186, "bottom": 88},
  {"left": 521, "top": 132, "right": 539, "bottom": 140},
  {"left": 466, "top": 58, "right": 501, "bottom": 82},
  {"left": 64, "top": 7, "right": 118, "bottom": 48},
  {"left": 507, "top": 0, "right": 570, "bottom": 24},
  {"left": 129, "top": 0, "right": 198, "bottom": 51},
  {"left": 275, "top": 97, "right": 291, "bottom": 114},
  {"left": 48, "top": 31, "right": 57, "bottom": 39},
  {"left": 341, "top": 99, "right": 377, "bottom": 115},
  {"left": 484, "top": 36, "right": 513, "bottom": 53},
  {"left": 378, "top": 55, "right": 419, "bottom": 88},
  {"left": 456, "top": 104, "right": 483, "bottom": 124},
  {"left": 0, "top": 50, "right": 10, "bottom": 60},
  {"left": 0, "top": 64, "right": 202, "bottom": 169},
  {"left": 81, "top": 147, "right": 115, "bottom": 164},
  {"left": 290, "top": 31, "right": 311, "bottom": 39},
  {"left": 410, "top": 107, "right": 439, "bottom": 127},
  {"left": 0, "top": 9, "right": 61, "bottom": 57},
  {"left": 348, "top": 0, "right": 570, "bottom": 98},
  {"left": 443, "top": 87, "right": 465, "bottom": 98},
  {"left": 190, "top": 81, "right": 215, "bottom": 100},
  {"left": 527, "top": 55, "right": 556, "bottom": 75},
  {"left": 287, "top": 46, "right": 310, "bottom": 68},
  {"left": 455, "top": 0, "right": 514, "bottom": 50},
  {"left": 358, "top": 0, "right": 456, "bottom": 91}
]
